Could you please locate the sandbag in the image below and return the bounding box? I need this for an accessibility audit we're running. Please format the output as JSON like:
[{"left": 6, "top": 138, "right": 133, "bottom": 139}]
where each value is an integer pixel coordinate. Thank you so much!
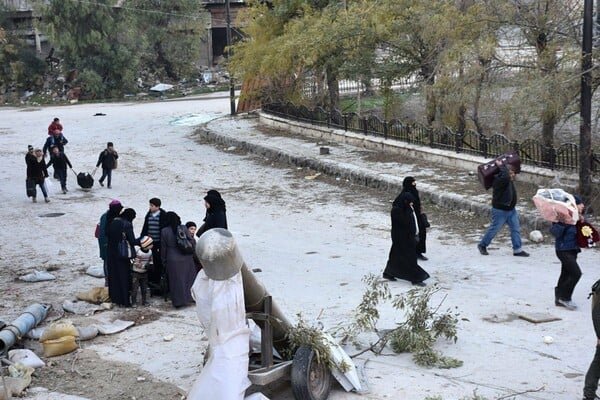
[
  {"left": 62, "top": 300, "right": 103, "bottom": 315},
  {"left": 86, "top": 265, "right": 105, "bottom": 278},
  {"left": 8, "top": 349, "right": 45, "bottom": 369},
  {"left": 95, "top": 319, "right": 135, "bottom": 335},
  {"left": 77, "top": 325, "right": 100, "bottom": 341},
  {"left": 40, "top": 320, "right": 79, "bottom": 342},
  {"left": 19, "top": 270, "right": 56, "bottom": 282},
  {"left": 0, "top": 364, "right": 34, "bottom": 400},
  {"left": 42, "top": 335, "right": 78, "bottom": 357},
  {"left": 76, "top": 287, "right": 110, "bottom": 304}
]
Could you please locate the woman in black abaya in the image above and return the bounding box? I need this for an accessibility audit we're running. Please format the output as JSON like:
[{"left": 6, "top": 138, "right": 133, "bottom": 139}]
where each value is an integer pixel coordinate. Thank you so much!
[
  {"left": 401, "top": 176, "right": 428, "bottom": 260},
  {"left": 382, "top": 191, "right": 430, "bottom": 286},
  {"left": 107, "top": 208, "right": 140, "bottom": 307}
]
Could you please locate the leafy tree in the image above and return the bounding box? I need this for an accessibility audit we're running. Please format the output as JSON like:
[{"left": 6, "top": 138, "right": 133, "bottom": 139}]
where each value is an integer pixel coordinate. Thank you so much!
[
  {"left": 38, "top": 0, "right": 143, "bottom": 97},
  {"left": 128, "top": 0, "right": 208, "bottom": 81},
  {"left": 373, "top": 0, "right": 456, "bottom": 125},
  {"left": 0, "top": 6, "right": 45, "bottom": 96},
  {"left": 232, "top": 0, "right": 378, "bottom": 111},
  {"left": 489, "top": 0, "right": 583, "bottom": 160}
]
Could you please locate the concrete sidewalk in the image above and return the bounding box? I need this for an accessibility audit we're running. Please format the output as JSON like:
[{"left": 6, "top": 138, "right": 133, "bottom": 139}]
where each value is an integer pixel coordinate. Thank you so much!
[{"left": 200, "top": 113, "right": 569, "bottom": 232}]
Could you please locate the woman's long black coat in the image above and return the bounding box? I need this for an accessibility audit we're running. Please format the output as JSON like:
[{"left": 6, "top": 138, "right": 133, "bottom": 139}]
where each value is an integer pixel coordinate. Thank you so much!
[
  {"left": 383, "top": 193, "right": 430, "bottom": 283},
  {"left": 106, "top": 217, "right": 140, "bottom": 306}
]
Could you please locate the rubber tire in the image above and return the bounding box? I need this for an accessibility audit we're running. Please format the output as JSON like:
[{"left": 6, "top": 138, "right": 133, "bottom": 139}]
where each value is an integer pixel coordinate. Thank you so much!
[{"left": 290, "top": 345, "right": 332, "bottom": 400}]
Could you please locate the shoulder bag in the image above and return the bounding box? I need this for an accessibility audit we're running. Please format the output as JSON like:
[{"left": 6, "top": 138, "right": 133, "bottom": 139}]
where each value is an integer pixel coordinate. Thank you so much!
[{"left": 118, "top": 232, "right": 135, "bottom": 259}]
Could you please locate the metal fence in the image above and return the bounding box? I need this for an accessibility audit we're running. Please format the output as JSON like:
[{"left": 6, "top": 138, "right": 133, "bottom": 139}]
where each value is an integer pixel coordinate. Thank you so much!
[{"left": 262, "top": 101, "right": 600, "bottom": 173}]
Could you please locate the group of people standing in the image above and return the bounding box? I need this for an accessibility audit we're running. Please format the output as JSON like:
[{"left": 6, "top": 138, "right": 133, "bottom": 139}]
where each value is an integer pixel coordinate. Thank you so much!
[
  {"left": 25, "top": 117, "right": 118, "bottom": 202},
  {"left": 96, "top": 190, "right": 228, "bottom": 309}
]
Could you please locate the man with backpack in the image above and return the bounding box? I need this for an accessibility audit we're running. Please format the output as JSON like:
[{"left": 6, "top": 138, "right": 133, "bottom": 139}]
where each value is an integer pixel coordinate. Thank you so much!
[{"left": 96, "top": 142, "right": 118, "bottom": 189}]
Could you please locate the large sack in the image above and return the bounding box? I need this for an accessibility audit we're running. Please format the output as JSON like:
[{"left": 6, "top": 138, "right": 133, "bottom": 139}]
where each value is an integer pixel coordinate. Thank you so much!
[
  {"left": 532, "top": 188, "right": 578, "bottom": 225},
  {"left": 76, "top": 172, "right": 94, "bottom": 189},
  {"left": 40, "top": 320, "right": 79, "bottom": 342},
  {"left": 76, "top": 287, "right": 110, "bottom": 304},
  {"left": 8, "top": 349, "right": 45, "bottom": 369},
  {"left": 19, "top": 270, "right": 56, "bottom": 282},
  {"left": 0, "top": 364, "right": 34, "bottom": 400},
  {"left": 86, "top": 265, "right": 105, "bottom": 278},
  {"left": 42, "top": 335, "right": 78, "bottom": 357}
]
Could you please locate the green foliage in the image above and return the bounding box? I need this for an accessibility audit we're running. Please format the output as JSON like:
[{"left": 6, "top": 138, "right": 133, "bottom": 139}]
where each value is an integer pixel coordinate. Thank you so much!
[
  {"left": 0, "top": 8, "right": 45, "bottom": 94},
  {"left": 129, "top": 0, "right": 208, "bottom": 80},
  {"left": 389, "top": 285, "right": 462, "bottom": 368},
  {"left": 285, "top": 313, "right": 334, "bottom": 368},
  {"left": 78, "top": 69, "right": 104, "bottom": 100},
  {"left": 335, "top": 275, "right": 462, "bottom": 369},
  {"left": 334, "top": 274, "right": 391, "bottom": 346},
  {"left": 38, "top": 0, "right": 142, "bottom": 97}
]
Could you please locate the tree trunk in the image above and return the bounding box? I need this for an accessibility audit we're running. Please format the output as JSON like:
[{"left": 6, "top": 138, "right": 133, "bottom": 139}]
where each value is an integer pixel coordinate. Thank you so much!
[
  {"left": 541, "top": 111, "right": 556, "bottom": 166},
  {"left": 326, "top": 65, "right": 340, "bottom": 112},
  {"left": 422, "top": 65, "right": 436, "bottom": 126}
]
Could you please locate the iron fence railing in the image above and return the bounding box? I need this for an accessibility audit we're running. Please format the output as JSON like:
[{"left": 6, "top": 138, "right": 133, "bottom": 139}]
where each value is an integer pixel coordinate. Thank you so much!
[{"left": 262, "top": 101, "right": 600, "bottom": 173}]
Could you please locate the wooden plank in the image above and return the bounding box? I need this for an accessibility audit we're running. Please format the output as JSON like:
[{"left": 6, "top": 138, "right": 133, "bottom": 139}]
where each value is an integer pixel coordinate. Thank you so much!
[{"left": 518, "top": 313, "right": 562, "bottom": 324}]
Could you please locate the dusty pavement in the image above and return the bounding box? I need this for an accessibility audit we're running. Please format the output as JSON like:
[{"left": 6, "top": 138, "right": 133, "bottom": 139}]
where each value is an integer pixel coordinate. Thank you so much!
[{"left": 0, "top": 95, "right": 597, "bottom": 400}]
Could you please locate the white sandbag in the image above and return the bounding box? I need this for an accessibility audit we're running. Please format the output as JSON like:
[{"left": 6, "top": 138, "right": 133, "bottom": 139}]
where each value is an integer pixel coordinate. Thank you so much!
[
  {"left": 85, "top": 265, "right": 105, "bottom": 278},
  {"left": 25, "top": 327, "right": 45, "bottom": 340},
  {"left": 62, "top": 300, "right": 102, "bottom": 315},
  {"left": 95, "top": 319, "right": 135, "bottom": 335},
  {"left": 77, "top": 325, "right": 99, "bottom": 340},
  {"left": 8, "top": 349, "right": 45, "bottom": 369},
  {"left": 19, "top": 270, "right": 56, "bottom": 282}
]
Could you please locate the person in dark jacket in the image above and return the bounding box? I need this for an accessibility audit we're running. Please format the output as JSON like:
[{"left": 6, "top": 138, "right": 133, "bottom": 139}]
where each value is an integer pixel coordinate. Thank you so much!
[
  {"left": 477, "top": 162, "right": 529, "bottom": 257},
  {"left": 401, "top": 176, "right": 428, "bottom": 260},
  {"left": 584, "top": 279, "right": 600, "bottom": 400},
  {"left": 46, "top": 146, "right": 72, "bottom": 194},
  {"left": 196, "top": 189, "right": 228, "bottom": 238},
  {"left": 43, "top": 131, "right": 68, "bottom": 179},
  {"left": 550, "top": 195, "right": 585, "bottom": 310},
  {"left": 161, "top": 212, "right": 197, "bottom": 308},
  {"left": 97, "top": 200, "right": 123, "bottom": 286},
  {"left": 106, "top": 208, "right": 140, "bottom": 307},
  {"left": 140, "top": 198, "right": 167, "bottom": 291},
  {"left": 382, "top": 191, "right": 430, "bottom": 286},
  {"left": 96, "top": 142, "right": 118, "bottom": 189},
  {"left": 26, "top": 148, "right": 50, "bottom": 203}
]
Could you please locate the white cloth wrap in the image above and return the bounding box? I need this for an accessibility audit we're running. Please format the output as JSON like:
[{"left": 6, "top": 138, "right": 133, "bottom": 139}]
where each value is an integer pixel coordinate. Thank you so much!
[{"left": 188, "top": 270, "right": 250, "bottom": 400}]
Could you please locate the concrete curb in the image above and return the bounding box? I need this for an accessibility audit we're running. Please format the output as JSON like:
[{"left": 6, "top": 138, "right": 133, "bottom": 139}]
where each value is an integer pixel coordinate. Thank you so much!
[{"left": 200, "top": 116, "right": 550, "bottom": 233}]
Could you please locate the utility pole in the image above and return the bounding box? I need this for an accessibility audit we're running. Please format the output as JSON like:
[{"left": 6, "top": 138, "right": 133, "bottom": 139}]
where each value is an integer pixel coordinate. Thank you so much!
[
  {"left": 226, "top": 0, "right": 236, "bottom": 115},
  {"left": 580, "top": 0, "right": 593, "bottom": 203}
]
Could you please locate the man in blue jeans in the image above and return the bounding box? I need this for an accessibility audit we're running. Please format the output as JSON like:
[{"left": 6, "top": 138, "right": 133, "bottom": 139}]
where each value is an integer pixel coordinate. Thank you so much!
[{"left": 478, "top": 160, "right": 529, "bottom": 257}]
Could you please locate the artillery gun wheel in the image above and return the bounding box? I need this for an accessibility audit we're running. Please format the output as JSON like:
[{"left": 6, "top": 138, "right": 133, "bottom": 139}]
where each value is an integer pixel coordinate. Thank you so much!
[{"left": 290, "top": 345, "right": 332, "bottom": 400}]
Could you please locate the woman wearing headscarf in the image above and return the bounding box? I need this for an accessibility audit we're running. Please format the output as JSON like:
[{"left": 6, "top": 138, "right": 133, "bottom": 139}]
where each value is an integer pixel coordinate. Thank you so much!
[
  {"left": 382, "top": 191, "right": 430, "bottom": 286},
  {"left": 106, "top": 208, "right": 140, "bottom": 307},
  {"left": 401, "top": 176, "right": 428, "bottom": 260},
  {"left": 196, "top": 189, "right": 228, "bottom": 238},
  {"left": 161, "top": 211, "right": 197, "bottom": 308},
  {"left": 98, "top": 200, "right": 123, "bottom": 286}
]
